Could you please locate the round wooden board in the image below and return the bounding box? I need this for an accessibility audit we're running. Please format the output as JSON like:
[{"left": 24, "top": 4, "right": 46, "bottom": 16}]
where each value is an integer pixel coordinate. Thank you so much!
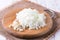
[{"left": 0, "top": 1, "right": 60, "bottom": 40}]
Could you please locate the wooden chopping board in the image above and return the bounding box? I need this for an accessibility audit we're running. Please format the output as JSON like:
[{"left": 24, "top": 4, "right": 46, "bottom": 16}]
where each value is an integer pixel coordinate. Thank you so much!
[{"left": 0, "top": 1, "right": 60, "bottom": 40}]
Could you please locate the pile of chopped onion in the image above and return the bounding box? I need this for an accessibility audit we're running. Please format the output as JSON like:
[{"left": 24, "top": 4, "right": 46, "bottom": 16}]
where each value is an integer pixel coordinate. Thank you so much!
[{"left": 9, "top": 8, "right": 46, "bottom": 32}]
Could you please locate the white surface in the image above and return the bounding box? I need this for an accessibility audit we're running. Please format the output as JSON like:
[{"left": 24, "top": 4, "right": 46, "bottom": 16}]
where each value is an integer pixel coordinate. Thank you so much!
[
  {"left": 0, "top": 0, "right": 60, "bottom": 40},
  {"left": 29, "top": 0, "right": 60, "bottom": 12},
  {"left": 0, "top": 0, "right": 21, "bottom": 11},
  {"left": 0, "top": 35, "right": 6, "bottom": 40},
  {"left": 55, "top": 29, "right": 60, "bottom": 40}
]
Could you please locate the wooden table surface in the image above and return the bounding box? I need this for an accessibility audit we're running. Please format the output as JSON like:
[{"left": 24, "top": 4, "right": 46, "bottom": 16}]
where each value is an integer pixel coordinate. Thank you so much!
[{"left": 0, "top": 0, "right": 60, "bottom": 40}]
